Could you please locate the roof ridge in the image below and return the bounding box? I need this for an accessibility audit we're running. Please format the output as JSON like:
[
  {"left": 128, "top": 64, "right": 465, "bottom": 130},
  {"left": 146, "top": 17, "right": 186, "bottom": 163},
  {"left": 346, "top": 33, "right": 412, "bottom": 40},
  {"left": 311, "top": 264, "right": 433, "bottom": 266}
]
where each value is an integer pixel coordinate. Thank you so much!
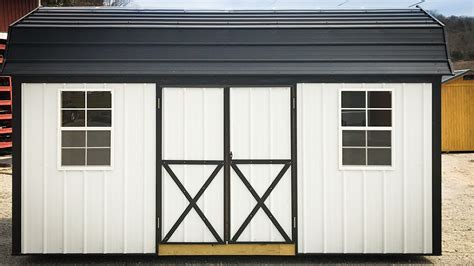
[{"left": 37, "top": 7, "right": 425, "bottom": 12}]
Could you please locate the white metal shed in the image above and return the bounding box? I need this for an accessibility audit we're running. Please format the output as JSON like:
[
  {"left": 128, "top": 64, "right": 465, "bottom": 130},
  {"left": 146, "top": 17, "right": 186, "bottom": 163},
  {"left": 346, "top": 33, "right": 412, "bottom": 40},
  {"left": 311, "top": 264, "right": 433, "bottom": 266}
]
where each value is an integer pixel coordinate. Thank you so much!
[{"left": 2, "top": 7, "right": 451, "bottom": 256}]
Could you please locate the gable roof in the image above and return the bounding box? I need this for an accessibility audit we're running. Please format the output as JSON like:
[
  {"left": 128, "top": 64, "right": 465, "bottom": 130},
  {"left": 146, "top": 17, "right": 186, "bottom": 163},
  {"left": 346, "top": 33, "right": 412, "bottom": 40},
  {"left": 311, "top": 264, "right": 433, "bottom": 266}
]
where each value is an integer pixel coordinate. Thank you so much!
[
  {"left": 442, "top": 69, "right": 471, "bottom": 83},
  {"left": 2, "top": 7, "right": 453, "bottom": 76}
]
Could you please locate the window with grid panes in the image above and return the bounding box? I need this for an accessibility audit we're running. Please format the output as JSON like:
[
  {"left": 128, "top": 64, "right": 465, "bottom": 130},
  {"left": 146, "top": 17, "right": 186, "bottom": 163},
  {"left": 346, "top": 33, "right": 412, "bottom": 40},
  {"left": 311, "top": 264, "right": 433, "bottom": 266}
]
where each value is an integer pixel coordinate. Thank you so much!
[
  {"left": 60, "top": 89, "right": 112, "bottom": 167},
  {"left": 340, "top": 90, "right": 392, "bottom": 167}
]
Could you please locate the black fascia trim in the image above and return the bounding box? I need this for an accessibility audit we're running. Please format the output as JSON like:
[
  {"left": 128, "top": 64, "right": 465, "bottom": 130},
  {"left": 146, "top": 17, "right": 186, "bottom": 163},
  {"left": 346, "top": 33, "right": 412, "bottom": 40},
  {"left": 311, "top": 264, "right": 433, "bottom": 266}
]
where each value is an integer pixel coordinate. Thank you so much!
[{"left": 10, "top": 75, "right": 441, "bottom": 84}]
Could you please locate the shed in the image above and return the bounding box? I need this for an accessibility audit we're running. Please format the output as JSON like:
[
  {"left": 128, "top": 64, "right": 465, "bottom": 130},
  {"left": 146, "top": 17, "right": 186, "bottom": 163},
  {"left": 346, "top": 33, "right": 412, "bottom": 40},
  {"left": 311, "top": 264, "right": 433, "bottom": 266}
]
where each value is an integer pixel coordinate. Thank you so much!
[
  {"left": 441, "top": 69, "right": 474, "bottom": 152},
  {"left": 2, "top": 7, "right": 451, "bottom": 256},
  {"left": 0, "top": 0, "right": 39, "bottom": 40}
]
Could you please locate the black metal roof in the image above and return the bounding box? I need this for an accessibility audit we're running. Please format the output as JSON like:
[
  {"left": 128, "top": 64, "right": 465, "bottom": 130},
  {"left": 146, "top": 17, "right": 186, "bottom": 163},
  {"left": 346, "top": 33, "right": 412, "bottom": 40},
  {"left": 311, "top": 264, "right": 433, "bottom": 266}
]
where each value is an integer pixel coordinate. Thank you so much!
[{"left": 2, "top": 7, "right": 453, "bottom": 76}]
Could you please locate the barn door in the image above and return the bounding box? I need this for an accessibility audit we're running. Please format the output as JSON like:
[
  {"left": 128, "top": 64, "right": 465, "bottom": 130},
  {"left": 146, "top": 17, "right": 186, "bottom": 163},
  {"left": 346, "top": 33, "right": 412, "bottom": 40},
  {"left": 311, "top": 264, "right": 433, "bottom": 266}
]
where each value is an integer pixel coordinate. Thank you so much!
[
  {"left": 160, "top": 86, "right": 295, "bottom": 245},
  {"left": 229, "top": 87, "right": 293, "bottom": 243},
  {"left": 161, "top": 87, "right": 225, "bottom": 243}
]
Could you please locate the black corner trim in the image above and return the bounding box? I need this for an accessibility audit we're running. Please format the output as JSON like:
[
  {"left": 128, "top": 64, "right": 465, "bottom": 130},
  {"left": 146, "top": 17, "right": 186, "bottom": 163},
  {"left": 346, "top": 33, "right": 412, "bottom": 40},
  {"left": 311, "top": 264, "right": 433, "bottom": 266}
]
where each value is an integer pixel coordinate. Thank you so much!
[
  {"left": 432, "top": 78, "right": 442, "bottom": 255},
  {"left": 12, "top": 79, "right": 22, "bottom": 255}
]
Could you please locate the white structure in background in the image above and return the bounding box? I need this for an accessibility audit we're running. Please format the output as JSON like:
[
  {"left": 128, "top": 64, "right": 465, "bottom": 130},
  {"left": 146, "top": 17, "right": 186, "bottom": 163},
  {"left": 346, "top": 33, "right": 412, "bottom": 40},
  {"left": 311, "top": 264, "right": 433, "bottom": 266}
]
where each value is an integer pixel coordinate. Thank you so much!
[{"left": 104, "top": 0, "right": 131, "bottom": 6}]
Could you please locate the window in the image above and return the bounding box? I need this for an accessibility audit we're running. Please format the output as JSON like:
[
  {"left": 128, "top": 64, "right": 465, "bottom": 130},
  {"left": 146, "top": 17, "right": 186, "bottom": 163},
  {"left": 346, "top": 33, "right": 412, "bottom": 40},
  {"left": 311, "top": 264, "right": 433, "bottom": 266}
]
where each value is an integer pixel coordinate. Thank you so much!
[
  {"left": 60, "top": 88, "right": 112, "bottom": 168},
  {"left": 340, "top": 89, "right": 392, "bottom": 168}
]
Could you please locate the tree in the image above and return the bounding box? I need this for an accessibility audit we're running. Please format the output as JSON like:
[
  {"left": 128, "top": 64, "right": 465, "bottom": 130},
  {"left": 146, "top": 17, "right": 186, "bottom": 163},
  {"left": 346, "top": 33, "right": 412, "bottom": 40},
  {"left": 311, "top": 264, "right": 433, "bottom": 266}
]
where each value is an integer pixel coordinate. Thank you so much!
[
  {"left": 429, "top": 11, "right": 474, "bottom": 63},
  {"left": 42, "top": 0, "right": 107, "bottom": 6}
]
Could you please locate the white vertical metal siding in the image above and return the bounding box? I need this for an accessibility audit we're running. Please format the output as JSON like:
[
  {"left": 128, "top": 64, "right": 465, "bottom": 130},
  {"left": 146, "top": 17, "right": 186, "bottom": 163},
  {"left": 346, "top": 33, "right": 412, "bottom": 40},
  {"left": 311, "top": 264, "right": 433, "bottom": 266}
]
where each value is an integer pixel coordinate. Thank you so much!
[
  {"left": 297, "top": 83, "right": 432, "bottom": 254},
  {"left": 230, "top": 87, "right": 292, "bottom": 242},
  {"left": 161, "top": 87, "right": 224, "bottom": 242},
  {"left": 21, "top": 83, "right": 156, "bottom": 254}
]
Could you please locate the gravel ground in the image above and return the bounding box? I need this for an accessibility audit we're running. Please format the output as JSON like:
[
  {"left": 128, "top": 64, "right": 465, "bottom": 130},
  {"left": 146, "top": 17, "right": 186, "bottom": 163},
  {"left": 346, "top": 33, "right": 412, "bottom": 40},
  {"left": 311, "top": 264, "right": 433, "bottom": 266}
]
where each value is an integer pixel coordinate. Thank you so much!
[{"left": 0, "top": 154, "right": 472, "bottom": 264}]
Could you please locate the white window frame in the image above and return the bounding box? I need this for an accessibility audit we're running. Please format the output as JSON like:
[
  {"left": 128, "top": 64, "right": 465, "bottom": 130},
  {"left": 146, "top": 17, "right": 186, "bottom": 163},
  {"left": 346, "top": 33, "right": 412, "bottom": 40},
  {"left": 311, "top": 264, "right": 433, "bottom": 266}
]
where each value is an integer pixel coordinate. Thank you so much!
[
  {"left": 338, "top": 86, "right": 394, "bottom": 171},
  {"left": 57, "top": 84, "right": 114, "bottom": 171}
]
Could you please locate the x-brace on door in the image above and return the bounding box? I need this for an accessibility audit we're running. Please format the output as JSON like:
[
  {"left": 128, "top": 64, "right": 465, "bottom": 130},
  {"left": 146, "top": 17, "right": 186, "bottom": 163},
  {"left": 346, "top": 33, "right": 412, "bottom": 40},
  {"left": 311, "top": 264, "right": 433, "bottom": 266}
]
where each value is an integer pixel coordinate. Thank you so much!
[
  {"left": 228, "top": 87, "right": 294, "bottom": 243},
  {"left": 158, "top": 86, "right": 296, "bottom": 245}
]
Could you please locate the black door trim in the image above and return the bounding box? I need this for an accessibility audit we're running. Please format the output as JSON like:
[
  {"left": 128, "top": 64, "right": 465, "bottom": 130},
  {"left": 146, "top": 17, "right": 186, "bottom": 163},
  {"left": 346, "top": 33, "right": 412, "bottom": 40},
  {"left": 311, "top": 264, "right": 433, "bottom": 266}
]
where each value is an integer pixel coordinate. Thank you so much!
[
  {"left": 157, "top": 85, "right": 297, "bottom": 247},
  {"left": 291, "top": 85, "right": 298, "bottom": 251},
  {"left": 223, "top": 87, "right": 231, "bottom": 243}
]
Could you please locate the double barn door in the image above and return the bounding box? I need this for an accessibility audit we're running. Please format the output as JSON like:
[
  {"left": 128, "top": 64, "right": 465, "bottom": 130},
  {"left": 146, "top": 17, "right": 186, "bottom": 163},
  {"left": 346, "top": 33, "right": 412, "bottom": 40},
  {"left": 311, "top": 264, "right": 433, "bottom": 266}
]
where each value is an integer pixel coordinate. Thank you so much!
[{"left": 160, "top": 87, "right": 295, "bottom": 244}]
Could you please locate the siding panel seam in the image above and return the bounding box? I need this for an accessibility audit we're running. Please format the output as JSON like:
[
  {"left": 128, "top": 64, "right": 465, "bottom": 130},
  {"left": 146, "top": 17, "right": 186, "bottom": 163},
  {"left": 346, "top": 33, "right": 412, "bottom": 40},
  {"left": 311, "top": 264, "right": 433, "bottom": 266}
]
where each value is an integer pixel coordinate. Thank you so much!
[
  {"left": 402, "top": 83, "right": 407, "bottom": 253},
  {"left": 321, "top": 84, "right": 326, "bottom": 253},
  {"left": 142, "top": 84, "right": 147, "bottom": 252},
  {"left": 42, "top": 83, "right": 47, "bottom": 253}
]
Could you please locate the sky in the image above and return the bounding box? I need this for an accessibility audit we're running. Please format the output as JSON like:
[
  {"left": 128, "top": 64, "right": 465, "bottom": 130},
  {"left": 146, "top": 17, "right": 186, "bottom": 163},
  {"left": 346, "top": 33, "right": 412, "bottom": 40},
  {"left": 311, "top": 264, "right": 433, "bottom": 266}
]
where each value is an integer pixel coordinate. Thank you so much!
[{"left": 124, "top": 0, "right": 474, "bottom": 16}]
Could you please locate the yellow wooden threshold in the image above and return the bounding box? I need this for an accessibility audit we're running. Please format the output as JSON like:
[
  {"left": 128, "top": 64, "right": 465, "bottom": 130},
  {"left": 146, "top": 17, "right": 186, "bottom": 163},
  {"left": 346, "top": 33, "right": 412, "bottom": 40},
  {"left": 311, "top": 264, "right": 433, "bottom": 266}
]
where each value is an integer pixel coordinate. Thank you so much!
[{"left": 158, "top": 244, "right": 295, "bottom": 256}]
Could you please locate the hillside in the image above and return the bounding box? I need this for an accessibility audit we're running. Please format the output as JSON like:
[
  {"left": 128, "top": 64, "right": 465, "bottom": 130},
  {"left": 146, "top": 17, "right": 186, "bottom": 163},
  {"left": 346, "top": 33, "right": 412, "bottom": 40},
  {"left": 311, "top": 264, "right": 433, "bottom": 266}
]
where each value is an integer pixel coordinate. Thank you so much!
[{"left": 431, "top": 12, "right": 474, "bottom": 69}]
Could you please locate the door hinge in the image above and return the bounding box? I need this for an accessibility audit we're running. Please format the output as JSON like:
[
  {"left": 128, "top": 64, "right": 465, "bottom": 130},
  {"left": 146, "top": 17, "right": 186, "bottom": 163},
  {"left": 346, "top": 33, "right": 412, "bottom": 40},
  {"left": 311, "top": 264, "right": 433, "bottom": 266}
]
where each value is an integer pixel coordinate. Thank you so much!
[
  {"left": 293, "top": 217, "right": 296, "bottom": 228},
  {"left": 157, "top": 98, "right": 161, "bottom": 109},
  {"left": 157, "top": 217, "right": 160, "bottom": 229},
  {"left": 292, "top": 97, "right": 296, "bottom": 109}
]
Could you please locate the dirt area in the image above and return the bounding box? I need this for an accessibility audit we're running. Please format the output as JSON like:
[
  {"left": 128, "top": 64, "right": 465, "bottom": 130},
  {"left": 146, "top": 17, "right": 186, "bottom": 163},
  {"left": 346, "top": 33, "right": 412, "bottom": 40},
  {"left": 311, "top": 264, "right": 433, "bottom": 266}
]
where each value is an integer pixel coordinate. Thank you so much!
[
  {"left": 0, "top": 154, "right": 472, "bottom": 264},
  {"left": 430, "top": 153, "right": 474, "bottom": 264}
]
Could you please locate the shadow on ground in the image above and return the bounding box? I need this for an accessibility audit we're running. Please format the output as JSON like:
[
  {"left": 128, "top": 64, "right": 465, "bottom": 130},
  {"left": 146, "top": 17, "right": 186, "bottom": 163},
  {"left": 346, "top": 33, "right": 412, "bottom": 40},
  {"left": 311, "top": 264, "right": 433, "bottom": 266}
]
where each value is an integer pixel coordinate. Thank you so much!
[{"left": 0, "top": 218, "right": 434, "bottom": 265}]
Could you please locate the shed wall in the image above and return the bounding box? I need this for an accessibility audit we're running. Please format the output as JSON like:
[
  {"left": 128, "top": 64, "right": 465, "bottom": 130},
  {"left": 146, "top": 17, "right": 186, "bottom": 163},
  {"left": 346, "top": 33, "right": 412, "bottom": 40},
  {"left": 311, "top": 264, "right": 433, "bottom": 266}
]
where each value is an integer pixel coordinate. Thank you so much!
[
  {"left": 21, "top": 83, "right": 156, "bottom": 254},
  {"left": 441, "top": 77, "right": 474, "bottom": 152},
  {"left": 297, "top": 83, "right": 433, "bottom": 254},
  {"left": 0, "top": 0, "right": 38, "bottom": 33}
]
